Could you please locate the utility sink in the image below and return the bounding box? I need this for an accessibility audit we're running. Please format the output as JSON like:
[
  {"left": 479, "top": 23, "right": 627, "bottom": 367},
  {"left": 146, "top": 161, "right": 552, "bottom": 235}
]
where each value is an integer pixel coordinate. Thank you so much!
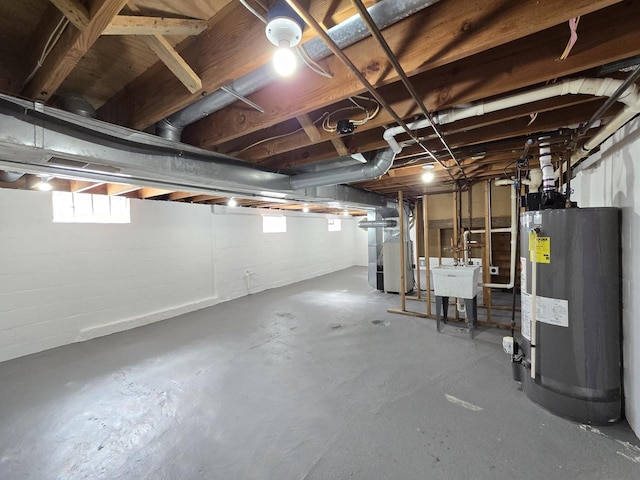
[{"left": 432, "top": 265, "right": 482, "bottom": 298}]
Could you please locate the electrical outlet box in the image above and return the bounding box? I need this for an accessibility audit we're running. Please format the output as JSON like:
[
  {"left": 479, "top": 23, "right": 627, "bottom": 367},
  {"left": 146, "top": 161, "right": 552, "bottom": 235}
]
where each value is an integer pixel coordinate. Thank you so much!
[{"left": 489, "top": 265, "right": 499, "bottom": 275}]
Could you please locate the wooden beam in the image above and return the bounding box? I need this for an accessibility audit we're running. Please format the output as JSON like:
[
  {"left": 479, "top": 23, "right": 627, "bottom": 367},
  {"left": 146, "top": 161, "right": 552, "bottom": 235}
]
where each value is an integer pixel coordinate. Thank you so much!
[
  {"left": 106, "top": 183, "right": 140, "bottom": 195},
  {"left": 265, "top": 100, "right": 615, "bottom": 171},
  {"left": 22, "top": 0, "right": 129, "bottom": 101},
  {"left": 483, "top": 180, "right": 492, "bottom": 323},
  {"left": 242, "top": 94, "right": 598, "bottom": 166},
  {"left": 50, "top": 0, "right": 90, "bottom": 30},
  {"left": 168, "top": 191, "right": 197, "bottom": 201},
  {"left": 123, "top": 2, "right": 202, "bottom": 94},
  {"left": 190, "top": 194, "right": 219, "bottom": 203},
  {"left": 98, "top": 0, "right": 367, "bottom": 129},
  {"left": 296, "top": 115, "right": 322, "bottom": 142},
  {"left": 143, "top": 35, "right": 202, "bottom": 93},
  {"left": 184, "top": 0, "right": 625, "bottom": 148},
  {"left": 330, "top": 138, "right": 349, "bottom": 156},
  {"left": 138, "top": 187, "right": 172, "bottom": 198},
  {"left": 103, "top": 15, "right": 208, "bottom": 36},
  {"left": 70, "top": 180, "right": 103, "bottom": 193}
]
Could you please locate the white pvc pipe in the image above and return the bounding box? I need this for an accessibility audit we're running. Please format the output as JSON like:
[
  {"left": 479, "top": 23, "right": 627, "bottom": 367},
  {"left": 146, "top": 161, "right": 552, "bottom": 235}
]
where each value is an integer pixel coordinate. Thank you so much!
[
  {"left": 539, "top": 145, "right": 554, "bottom": 191},
  {"left": 383, "top": 77, "right": 640, "bottom": 155},
  {"left": 571, "top": 102, "right": 640, "bottom": 165},
  {"left": 470, "top": 227, "right": 511, "bottom": 234}
]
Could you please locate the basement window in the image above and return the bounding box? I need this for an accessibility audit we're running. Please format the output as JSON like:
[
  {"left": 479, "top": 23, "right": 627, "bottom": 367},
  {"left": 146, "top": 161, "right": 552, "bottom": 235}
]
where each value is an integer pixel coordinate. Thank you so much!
[
  {"left": 328, "top": 218, "right": 342, "bottom": 232},
  {"left": 52, "top": 192, "right": 131, "bottom": 224},
  {"left": 262, "top": 215, "right": 287, "bottom": 233}
]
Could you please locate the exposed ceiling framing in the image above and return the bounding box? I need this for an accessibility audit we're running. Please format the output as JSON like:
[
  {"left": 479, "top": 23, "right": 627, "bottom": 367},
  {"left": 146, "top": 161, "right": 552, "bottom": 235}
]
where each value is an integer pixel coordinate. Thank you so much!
[{"left": 0, "top": 0, "right": 639, "bottom": 208}]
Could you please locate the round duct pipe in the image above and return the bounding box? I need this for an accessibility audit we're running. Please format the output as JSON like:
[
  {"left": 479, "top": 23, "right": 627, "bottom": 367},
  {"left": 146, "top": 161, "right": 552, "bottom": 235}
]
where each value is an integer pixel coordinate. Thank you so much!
[
  {"left": 0, "top": 171, "right": 25, "bottom": 182},
  {"left": 56, "top": 93, "right": 96, "bottom": 118},
  {"left": 358, "top": 219, "right": 398, "bottom": 229}
]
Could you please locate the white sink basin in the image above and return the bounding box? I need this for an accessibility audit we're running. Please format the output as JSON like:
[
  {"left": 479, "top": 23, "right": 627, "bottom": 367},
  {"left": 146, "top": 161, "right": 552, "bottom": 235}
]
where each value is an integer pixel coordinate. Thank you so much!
[{"left": 432, "top": 265, "right": 481, "bottom": 298}]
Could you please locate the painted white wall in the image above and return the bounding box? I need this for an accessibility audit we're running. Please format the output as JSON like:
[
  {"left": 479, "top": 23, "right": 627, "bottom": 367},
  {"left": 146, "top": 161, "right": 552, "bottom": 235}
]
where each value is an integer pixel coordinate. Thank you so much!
[
  {"left": 571, "top": 117, "right": 640, "bottom": 437},
  {"left": 0, "top": 190, "right": 367, "bottom": 362}
]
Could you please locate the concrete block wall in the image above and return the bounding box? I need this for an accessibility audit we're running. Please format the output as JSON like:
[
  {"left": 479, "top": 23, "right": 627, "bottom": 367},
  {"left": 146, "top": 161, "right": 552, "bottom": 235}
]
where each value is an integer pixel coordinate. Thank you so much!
[
  {"left": 0, "top": 190, "right": 367, "bottom": 362},
  {"left": 571, "top": 117, "right": 640, "bottom": 438},
  {"left": 211, "top": 206, "right": 367, "bottom": 301}
]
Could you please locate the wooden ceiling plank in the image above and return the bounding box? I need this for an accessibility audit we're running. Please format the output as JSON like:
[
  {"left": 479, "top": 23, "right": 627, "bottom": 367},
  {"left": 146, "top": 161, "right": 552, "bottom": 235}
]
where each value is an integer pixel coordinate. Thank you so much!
[
  {"left": 184, "top": 0, "right": 624, "bottom": 148},
  {"left": 106, "top": 183, "right": 141, "bottom": 195},
  {"left": 98, "top": 0, "right": 367, "bottom": 129},
  {"left": 50, "top": 0, "right": 90, "bottom": 31},
  {"left": 103, "top": 15, "right": 208, "bottom": 36},
  {"left": 22, "top": 0, "right": 130, "bottom": 101}
]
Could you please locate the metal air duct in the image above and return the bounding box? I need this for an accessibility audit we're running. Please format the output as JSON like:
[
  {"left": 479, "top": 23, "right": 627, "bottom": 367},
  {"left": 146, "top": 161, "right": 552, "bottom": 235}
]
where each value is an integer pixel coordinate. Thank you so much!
[{"left": 0, "top": 94, "right": 394, "bottom": 207}]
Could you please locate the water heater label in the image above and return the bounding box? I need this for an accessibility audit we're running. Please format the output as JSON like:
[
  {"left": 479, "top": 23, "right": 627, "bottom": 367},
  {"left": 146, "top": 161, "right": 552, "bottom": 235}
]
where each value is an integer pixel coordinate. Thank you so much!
[
  {"left": 520, "top": 257, "right": 527, "bottom": 293},
  {"left": 530, "top": 236, "right": 551, "bottom": 264},
  {"left": 521, "top": 292, "right": 569, "bottom": 338}
]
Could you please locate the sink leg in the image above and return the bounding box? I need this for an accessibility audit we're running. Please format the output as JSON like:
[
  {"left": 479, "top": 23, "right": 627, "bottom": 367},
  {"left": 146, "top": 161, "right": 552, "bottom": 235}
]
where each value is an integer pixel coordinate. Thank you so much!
[
  {"left": 465, "top": 297, "right": 477, "bottom": 339},
  {"left": 435, "top": 296, "right": 449, "bottom": 332}
]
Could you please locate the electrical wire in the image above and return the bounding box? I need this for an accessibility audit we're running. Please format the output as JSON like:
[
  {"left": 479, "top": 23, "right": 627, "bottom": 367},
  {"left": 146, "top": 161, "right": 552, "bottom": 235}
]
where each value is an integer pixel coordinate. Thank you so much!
[
  {"left": 296, "top": 45, "right": 333, "bottom": 78},
  {"left": 238, "top": 0, "right": 267, "bottom": 23},
  {"left": 23, "top": 17, "right": 70, "bottom": 88},
  {"left": 322, "top": 95, "right": 380, "bottom": 132},
  {"left": 237, "top": 112, "right": 330, "bottom": 153}
]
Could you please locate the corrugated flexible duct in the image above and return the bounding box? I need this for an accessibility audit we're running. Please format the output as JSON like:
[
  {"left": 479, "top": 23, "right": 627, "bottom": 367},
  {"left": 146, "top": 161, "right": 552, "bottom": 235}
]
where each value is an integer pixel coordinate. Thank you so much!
[{"left": 156, "top": 0, "right": 441, "bottom": 141}]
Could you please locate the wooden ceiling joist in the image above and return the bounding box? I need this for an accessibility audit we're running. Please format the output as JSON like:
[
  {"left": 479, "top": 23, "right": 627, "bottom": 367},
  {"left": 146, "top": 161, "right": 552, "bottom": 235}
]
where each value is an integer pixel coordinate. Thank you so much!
[
  {"left": 22, "top": 0, "right": 130, "bottom": 101},
  {"left": 106, "top": 183, "right": 141, "bottom": 196},
  {"left": 49, "top": 0, "right": 90, "bottom": 31},
  {"left": 243, "top": 3, "right": 640, "bottom": 170},
  {"left": 124, "top": 1, "right": 202, "bottom": 94},
  {"left": 97, "top": 0, "right": 367, "bottom": 129},
  {"left": 183, "top": 0, "right": 624, "bottom": 149},
  {"left": 103, "top": 15, "right": 208, "bottom": 36}
]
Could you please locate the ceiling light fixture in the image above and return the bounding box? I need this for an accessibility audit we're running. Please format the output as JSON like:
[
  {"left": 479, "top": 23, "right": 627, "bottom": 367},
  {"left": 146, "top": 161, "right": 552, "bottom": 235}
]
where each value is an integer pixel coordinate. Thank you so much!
[
  {"left": 421, "top": 164, "right": 435, "bottom": 183},
  {"left": 302, "top": 204, "right": 309, "bottom": 213},
  {"left": 343, "top": 210, "right": 349, "bottom": 216},
  {"left": 228, "top": 198, "right": 238, "bottom": 207},
  {"left": 35, "top": 175, "right": 53, "bottom": 191},
  {"left": 266, "top": 0, "right": 304, "bottom": 77}
]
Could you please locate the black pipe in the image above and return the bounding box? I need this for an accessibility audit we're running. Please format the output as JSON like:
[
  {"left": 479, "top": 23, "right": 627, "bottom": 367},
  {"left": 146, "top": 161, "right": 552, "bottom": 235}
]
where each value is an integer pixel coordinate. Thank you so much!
[{"left": 350, "top": 0, "right": 468, "bottom": 184}]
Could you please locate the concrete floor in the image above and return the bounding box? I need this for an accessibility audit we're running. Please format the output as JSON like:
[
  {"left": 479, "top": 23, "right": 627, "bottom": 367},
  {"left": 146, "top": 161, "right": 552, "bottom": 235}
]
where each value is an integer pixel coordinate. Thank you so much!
[{"left": 0, "top": 267, "right": 638, "bottom": 479}]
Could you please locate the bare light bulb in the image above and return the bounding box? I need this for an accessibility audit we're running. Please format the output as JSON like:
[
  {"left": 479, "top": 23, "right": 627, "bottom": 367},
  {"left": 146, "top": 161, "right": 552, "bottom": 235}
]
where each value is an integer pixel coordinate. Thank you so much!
[
  {"left": 36, "top": 177, "right": 53, "bottom": 191},
  {"left": 302, "top": 205, "right": 309, "bottom": 213},
  {"left": 343, "top": 210, "right": 349, "bottom": 216},
  {"left": 273, "top": 44, "right": 297, "bottom": 76},
  {"left": 421, "top": 171, "right": 434, "bottom": 183},
  {"left": 228, "top": 198, "right": 238, "bottom": 207}
]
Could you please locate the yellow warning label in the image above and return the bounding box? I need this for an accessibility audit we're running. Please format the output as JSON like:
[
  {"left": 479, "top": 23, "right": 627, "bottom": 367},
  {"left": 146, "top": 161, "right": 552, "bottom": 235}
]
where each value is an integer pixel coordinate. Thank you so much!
[{"left": 534, "top": 236, "right": 550, "bottom": 263}]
